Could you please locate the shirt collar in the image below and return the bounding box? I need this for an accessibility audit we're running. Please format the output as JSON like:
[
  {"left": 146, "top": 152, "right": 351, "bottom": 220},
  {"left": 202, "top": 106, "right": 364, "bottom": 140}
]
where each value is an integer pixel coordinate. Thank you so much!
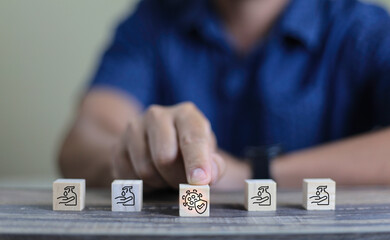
[
  {"left": 172, "top": 0, "right": 210, "bottom": 30},
  {"left": 174, "top": 0, "right": 324, "bottom": 52},
  {"left": 174, "top": 0, "right": 230, "bottom": 51},
  {"left": 277, "top": 0, "right": 325, "bottom": 52}
]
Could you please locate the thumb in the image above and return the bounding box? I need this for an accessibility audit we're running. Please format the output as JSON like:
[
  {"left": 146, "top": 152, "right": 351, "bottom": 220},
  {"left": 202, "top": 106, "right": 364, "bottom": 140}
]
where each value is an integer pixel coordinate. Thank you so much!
[{"left": 210, "top": 152, "right": 226, "bottom": 185}]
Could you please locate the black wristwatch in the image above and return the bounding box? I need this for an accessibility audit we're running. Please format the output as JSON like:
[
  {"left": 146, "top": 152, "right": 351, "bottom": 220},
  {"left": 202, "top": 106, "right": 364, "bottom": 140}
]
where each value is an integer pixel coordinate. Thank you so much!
[{"left": 244, "top": 144, "right": 283, "bottom": 179}]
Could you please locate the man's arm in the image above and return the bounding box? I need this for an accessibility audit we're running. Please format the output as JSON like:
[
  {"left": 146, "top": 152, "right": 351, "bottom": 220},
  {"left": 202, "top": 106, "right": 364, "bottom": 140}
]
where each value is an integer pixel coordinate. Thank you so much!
[
  {"left": 58, "top": 89, "right": 139, "bottom": 187},
  {"left": 58, "top": 88, "right": 252, "bottom": 189},
  {"left": 271, "top": 128, "right": 390, "bottom": 188}
]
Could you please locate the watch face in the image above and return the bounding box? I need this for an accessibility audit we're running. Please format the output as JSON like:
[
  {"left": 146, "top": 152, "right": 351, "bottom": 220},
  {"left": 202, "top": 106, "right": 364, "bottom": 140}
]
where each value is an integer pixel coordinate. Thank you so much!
[{"left": 245, "top": 144, "right": 283, "bottom": 159}]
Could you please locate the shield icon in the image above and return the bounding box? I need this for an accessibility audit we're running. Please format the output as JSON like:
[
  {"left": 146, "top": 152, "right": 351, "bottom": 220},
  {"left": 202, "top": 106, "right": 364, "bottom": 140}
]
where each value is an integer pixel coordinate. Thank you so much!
[{"left": 194, "top": 199, "right": 208, "bottom": 214}]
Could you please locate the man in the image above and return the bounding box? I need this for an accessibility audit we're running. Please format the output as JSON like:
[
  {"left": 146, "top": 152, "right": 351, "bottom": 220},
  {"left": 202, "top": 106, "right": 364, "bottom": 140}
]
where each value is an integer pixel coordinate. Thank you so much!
[{"left": 59, "top": 0, "right": 390, "bottom": 189}]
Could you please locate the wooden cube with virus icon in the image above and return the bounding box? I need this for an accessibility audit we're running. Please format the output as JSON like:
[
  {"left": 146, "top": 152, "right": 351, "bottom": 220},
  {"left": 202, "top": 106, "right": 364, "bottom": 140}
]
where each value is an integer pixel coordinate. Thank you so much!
[{"left": 179, "top": 184, "right": 209, "bottom": 217}]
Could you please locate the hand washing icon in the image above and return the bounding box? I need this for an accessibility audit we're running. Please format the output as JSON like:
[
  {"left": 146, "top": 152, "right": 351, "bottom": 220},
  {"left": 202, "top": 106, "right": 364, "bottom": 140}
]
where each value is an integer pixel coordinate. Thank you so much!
[
  {"left": 57, "top": 186, "right": 77, "bottom": 206},
  {"left": 309, "top": 185, "right": 330, "bottom": 206},
  {"left": 251, "top": 186, "right": 271, "bottom": 206},
  {"left": 115, "top": 186, "right": 135, "bottom": 206}
]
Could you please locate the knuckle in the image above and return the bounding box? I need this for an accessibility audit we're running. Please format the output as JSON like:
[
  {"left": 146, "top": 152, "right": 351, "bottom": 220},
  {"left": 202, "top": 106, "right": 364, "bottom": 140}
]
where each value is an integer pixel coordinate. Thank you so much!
[
  {"left": 145, "top": 105, "right": 164, "bottom": 121},
  {"left": 180, "top": 133, "right": 208, "bottom": 147},
  {"left": 202, "top": 118, "right": 211, "bottom": 132},
  {"left": 153, "top": 150, "right": 176, "bottom": 167},
  {"left": 178, "top": 102, "right": 210, "bottom": 128},
  {"left": 179, "top": 102, "right": 197, "bottom": 113}
]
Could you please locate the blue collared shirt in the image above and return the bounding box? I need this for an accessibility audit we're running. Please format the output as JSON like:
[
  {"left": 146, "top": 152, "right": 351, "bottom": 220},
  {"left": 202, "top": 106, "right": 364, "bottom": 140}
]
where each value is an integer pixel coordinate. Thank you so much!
[{"left": 90, "top": 0, "right": 390, "bottom": 169}]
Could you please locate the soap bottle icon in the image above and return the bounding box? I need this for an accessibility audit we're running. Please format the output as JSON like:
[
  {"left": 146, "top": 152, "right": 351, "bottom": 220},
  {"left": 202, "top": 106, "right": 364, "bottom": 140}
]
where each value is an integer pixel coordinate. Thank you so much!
[
  {"left": 310, "top": 185, "right": 329, "bottom": 205},
  {"left": 57, "top": 186, "right": 77, "bottom": 206},
  {"left": 251, "top": 186, "right": 271, "bottom": 206},
  {"left": 115, "top": 186, "right": 135, "bottom": 206}
]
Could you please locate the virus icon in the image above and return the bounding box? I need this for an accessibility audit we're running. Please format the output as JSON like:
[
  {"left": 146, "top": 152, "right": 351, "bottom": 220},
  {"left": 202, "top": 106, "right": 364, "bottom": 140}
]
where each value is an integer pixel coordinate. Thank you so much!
[{"left": 182, "top": 189, "right": 208, "bottom": 214}]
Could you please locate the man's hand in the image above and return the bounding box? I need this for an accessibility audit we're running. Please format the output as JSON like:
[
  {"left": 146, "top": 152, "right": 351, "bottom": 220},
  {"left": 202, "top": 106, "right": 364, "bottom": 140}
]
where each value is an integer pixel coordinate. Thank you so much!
[
  {"left": 112, "top": 102, "right": 226, "bottom": 189},
  {"left": 59, "top": 89, "right": 250, "bottom": 189}
]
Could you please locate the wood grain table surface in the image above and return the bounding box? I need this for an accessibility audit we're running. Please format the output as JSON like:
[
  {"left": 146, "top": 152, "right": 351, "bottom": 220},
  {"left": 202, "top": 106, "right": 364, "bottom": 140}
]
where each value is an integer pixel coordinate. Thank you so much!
[{"left": 1, "top": 186, "right": 390, "bottom": 239}]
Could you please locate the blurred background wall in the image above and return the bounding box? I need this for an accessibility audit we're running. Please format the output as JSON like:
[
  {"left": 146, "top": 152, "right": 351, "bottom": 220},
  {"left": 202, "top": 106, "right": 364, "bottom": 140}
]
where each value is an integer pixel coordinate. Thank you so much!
[
  {"left": 0, "top": 0, "right": 389, "bottom": 186},
  {"left": 0, "top": 0, "right": 138, "bottom": 186}
]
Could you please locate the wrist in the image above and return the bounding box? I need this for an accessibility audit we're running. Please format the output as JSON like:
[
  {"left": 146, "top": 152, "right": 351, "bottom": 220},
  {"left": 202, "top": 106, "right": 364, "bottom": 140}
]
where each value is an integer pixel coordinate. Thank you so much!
[
  {"left": 213, "top": 150, "right": 252, "bottom": 190},
  {"left": 269, "top": 156, "right": 282, "bottom": 182},
  {"left": 244, "top": 144, "right": 283, "bottom": 179}
]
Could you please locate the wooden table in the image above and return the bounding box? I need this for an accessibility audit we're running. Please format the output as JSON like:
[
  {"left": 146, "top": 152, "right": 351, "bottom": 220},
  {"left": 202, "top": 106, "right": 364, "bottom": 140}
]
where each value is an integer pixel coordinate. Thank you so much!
[{"left": 1, "top": 186, "right": 390, "bottom": 239}]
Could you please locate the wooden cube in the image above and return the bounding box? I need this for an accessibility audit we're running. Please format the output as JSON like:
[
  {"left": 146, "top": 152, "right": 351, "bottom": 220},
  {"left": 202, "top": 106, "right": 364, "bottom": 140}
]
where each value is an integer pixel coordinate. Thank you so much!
[
  {"left": 179, "top": 184, "right": 209, "bottom": 217},
  {"left": 245, "top": 179, "right": 277, "bottom": 211},
  {"left": 53, "top": 179, "right": 85, "bottom": 211},
  {"left": 303, "top": 178, "right": 336, "bottom": 210},
  {"left": 111, "top": 180, "right": 143, "bottom": 212}
]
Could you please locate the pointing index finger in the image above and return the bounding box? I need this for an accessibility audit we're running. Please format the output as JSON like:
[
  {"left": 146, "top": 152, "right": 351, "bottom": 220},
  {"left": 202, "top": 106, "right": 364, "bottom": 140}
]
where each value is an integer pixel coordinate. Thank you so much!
[{"left": 174, "top": 104, "right": 212, "bottom": 185}]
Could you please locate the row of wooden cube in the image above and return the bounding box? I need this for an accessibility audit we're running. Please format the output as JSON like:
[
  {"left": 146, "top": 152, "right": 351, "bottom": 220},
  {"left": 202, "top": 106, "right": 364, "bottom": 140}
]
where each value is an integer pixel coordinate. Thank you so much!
[
  {"left": 53, "top": 178, "right": 336, "bottom": 214},
  {"left": 182, "top": 178, "right": 337, "bottom": 215},
  {"left": 52, "top": 179, "right": 200, "bottom": 213},
  {"left": 245, "top": 178, "right": 336, "bottom": 211},
  {"left": 52, "top": 179, "right": 143, "bottom": 211}
]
